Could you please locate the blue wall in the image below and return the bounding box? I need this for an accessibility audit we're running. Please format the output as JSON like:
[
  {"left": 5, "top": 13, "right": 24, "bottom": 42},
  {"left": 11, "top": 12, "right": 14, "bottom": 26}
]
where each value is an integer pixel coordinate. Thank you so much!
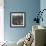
[
  {"left": 40, "top": 0, "right": 46, "bottom": 27},
  {"left": 4, "top": 0, "right": 40, "bottom": 42}
]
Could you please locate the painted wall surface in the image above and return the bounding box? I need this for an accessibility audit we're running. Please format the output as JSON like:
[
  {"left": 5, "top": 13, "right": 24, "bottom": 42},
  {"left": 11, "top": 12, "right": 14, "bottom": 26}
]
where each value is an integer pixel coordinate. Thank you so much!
[
  {"left": 40, "top": 0, "right": 46, "bottom": 27},
  {"left": 4, "top": 0, "right": 40, "bottom": 42}
]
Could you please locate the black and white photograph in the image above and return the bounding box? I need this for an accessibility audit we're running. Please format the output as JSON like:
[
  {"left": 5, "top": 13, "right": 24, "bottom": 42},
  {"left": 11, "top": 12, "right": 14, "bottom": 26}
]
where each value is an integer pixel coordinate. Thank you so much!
[{"left": 10, "top": 12, "right": 25, "bottom": 27}]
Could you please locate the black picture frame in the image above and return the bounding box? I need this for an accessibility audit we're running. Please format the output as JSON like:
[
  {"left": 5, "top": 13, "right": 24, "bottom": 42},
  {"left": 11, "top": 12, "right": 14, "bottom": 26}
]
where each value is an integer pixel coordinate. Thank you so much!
[{"left": 10, "top": 12, "right": 26, "bottom": 28}]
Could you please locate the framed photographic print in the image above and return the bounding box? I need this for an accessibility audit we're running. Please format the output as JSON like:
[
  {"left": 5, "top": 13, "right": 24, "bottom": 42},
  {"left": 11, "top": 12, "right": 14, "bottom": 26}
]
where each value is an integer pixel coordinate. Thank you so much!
[{"left": 10, "top": 12, "right": 25, "bottom": 28}]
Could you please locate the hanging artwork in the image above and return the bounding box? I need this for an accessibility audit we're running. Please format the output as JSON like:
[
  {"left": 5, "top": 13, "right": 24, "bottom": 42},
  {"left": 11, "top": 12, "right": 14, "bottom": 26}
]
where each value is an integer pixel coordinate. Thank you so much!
[{"left": 10, "top": 12, "right": 25, "bottom": 28}]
